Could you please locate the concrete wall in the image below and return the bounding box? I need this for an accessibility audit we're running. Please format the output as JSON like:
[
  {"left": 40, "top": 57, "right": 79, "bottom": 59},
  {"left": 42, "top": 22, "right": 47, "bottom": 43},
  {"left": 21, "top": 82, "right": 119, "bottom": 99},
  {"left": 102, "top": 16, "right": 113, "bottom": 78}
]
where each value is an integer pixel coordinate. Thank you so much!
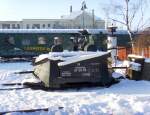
[{"left": 0, "top": 13, "right": 105, "bottom": 29}]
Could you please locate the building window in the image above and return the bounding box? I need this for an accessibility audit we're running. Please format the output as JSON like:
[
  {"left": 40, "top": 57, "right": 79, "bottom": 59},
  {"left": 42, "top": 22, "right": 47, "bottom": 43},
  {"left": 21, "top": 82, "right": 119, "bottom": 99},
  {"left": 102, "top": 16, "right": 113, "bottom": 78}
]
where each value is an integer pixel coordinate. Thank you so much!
[
  {"left": 32, "top": 24, "right": 40, "bottom": 29},
  {"left": 53, "top": 24, "right": 56, "bottom": 28},
  {"left": 42, "top": 24, "right": 45, "bottom": 28},
  {"left": 22, "top": 39, "right": 31, "bottom": 45},
  {"left": 5, "top": 37, "right": 15, "bottom": 45},
  {"left": 38, "top": 37, "right": 46, "bottom": 44},
  {"left": 12, "top": 24, "right": 16, "bottom": 29},
  {"left": 8, "top": 37, "right": 15, "bottom": 45},
  {"left": 2, "top": 24, "right": 10, "bottom": 29},
  {"left": 17, "top": 24, "right": 20, "bottom": 29},
  {"left": 26, "top": 24, "right": 30, "bottom": 29},
  {"left": 11, "top": 24, "right": 20, "bottom": 29},
  {"left": 48, "top": 24, "right": 51, "bottom": 28}
]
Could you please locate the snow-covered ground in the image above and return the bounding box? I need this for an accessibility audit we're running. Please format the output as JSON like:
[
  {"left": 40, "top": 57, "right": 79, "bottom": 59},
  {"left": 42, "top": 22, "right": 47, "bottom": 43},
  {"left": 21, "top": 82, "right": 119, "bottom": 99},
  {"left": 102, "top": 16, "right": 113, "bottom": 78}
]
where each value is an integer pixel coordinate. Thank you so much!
[{"left": 0, "top": 62, "right": 150, "bottom": 115}]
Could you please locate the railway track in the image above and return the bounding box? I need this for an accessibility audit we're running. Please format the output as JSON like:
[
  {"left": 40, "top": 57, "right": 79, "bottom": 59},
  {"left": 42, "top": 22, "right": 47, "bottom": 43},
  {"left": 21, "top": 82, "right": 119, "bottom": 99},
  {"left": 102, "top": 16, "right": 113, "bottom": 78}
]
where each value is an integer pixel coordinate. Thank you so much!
[{"left": 0, "top": 106, "right": 65, "bottom": 115}]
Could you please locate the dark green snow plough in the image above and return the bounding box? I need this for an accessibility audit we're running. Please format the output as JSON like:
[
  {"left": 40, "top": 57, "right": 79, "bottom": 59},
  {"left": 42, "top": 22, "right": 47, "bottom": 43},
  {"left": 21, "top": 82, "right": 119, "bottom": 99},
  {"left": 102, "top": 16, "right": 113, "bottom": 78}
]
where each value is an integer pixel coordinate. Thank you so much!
[{"left": 33, "top": 51, "right": 114, "bottom": 88}]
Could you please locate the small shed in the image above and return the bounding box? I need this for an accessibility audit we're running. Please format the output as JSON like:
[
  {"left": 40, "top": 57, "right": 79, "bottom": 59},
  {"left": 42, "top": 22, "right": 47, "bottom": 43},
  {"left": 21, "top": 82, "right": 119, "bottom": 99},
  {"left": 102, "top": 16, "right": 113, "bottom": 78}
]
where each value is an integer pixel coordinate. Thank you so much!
[
  {"left": 142, "top": 59, "right": 150, "bottom": 80},
  {"left": 127, "top": 54, "right": 145, "bottom": 80}
]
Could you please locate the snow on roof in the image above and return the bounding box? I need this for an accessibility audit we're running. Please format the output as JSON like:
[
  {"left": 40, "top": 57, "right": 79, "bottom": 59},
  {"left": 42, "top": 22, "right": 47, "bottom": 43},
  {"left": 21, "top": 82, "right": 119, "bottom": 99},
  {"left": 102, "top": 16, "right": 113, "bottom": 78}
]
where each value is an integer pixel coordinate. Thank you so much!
[
  {"left": 115, "top": 30, "right": 129, "bottom": 34},
  {"left": 144, "top": 27, "right": 150, "bottom": 31},
  {"left": 61, "top": 11, "right": 83, "bottom": 20},
  {"left": 61, "top": 11, "right": 101, "bottom": 20},
  {"left": 130, "top": 62, "right": 141, "bottom": 66},
  {"left": 0, "top": 29, "right": 128, "bottom": 34},
  {"left": 35, "top": 51, "right": 80, "bottom": 63},
  {"left": 35, "top": 51, "right": 88, "bottom": 63},
  {"left": 35, "top": 54, "right": 49, "bottom": 63},
  {"left": 0, "top": 29, "right": 81, "bottom": 34},
  {"left": 57, "top": 51, "right": 109, "bottom": 66},
  {"left": 87, "top": 29, "right": 107, "bottom": 34},
  {"left": 145, "top": 58, "right": 150, "bottom": 63},
  {"left": 128, "top": 54, "right": 144, "bottom": 59},
  {"left": 35, "top": 51, "right": 109, "bottom": 66},
  {"left": 130, "top": 62, "right": 141, "bottom": 71}
]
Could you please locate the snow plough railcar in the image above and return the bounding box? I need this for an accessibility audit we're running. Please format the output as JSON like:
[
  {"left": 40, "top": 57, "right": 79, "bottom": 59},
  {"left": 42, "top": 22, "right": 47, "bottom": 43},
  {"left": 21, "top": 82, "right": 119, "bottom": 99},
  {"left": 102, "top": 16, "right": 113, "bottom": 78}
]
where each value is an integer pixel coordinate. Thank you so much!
[{"left": 33, "top": 51, "right": 115, "bottom": 88}]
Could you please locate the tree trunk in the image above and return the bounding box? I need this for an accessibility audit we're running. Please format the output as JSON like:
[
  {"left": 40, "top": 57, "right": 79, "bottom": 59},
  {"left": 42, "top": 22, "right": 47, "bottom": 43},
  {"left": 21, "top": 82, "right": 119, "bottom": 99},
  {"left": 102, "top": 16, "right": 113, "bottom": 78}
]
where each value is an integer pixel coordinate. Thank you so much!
[{"left": 125, "top": 0, "right": 134, "bottom": 53}]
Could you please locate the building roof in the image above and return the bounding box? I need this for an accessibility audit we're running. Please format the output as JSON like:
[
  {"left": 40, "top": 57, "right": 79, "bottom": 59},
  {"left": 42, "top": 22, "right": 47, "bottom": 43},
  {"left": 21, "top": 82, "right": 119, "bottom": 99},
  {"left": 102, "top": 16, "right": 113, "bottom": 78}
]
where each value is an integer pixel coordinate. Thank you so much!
[
  {"left": 0, "top": 29, "right": 128, "bottom": 34},
  {"left": 137, "top": 27, "right": 150, "bottom": 35},
  {"left": 144, "top": 27, "right": 150, "bottom": 31},
  {"left": 61, "top": 11, "right": 101, "bottom": 20}
]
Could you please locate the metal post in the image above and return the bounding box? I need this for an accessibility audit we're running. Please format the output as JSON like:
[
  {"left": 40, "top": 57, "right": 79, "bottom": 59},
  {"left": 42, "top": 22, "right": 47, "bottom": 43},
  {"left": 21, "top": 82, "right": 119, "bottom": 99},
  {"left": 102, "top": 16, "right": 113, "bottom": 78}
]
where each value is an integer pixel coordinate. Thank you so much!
[
  {"left": 81, "top": 1, "right": 87, "bottom": 29},
  {"left": 92, "top": 9, "right": 95, "bottom": 28},
  {"left": 107, "top": 26, "right": 117, "bottom": 66},
  {"left": 83, "top": 10, "right": 85, "bottom": 29}
]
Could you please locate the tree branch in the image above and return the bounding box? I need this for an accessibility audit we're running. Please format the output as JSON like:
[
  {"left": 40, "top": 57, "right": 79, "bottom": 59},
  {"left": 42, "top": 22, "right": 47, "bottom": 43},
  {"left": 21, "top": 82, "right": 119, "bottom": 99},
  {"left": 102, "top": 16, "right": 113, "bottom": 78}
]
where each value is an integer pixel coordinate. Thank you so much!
[
  {"left": 137, "top": 18, "right": 150, "bottom": 31},
  {"left": 108, "top": 17, "right": 126, "bottom": 25}
]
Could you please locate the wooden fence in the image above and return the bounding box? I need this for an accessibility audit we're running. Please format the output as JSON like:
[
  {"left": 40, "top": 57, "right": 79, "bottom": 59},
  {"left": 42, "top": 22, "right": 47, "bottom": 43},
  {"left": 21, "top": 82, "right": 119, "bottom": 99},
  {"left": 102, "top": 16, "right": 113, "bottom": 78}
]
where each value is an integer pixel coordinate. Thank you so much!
[{"left": 117, "top": 47, "right": 150, "bottom": 60}]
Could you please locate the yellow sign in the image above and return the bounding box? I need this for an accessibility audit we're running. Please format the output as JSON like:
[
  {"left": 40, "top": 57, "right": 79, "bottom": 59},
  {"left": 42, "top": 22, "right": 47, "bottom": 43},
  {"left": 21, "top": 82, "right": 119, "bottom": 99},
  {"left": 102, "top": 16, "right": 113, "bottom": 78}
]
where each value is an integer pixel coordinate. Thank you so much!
[{"left": 24, "top": 46, "right": 51, "bottom": 52}]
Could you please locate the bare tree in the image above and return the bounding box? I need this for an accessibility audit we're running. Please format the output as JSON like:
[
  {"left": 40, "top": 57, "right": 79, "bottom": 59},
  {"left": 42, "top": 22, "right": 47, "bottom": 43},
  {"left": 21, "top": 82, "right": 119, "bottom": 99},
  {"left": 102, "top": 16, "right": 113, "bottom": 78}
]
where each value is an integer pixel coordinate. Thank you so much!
[{"left": 103, "top": 0, "right": 150, "bottom": 52}]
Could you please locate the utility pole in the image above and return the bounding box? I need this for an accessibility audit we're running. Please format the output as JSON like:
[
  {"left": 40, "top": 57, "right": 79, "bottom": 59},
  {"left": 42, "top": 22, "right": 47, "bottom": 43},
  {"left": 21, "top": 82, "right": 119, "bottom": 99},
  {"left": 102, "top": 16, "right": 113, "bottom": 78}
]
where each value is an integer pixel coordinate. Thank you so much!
[
  {"left": 81, "top": 1, "right": 87, "bottom": 29},
  {"left": 92, "top": 9, "right": 95, "bottom": 28},
  {"left": 83, "top": 9, "right": 85, "bottom": 29}
]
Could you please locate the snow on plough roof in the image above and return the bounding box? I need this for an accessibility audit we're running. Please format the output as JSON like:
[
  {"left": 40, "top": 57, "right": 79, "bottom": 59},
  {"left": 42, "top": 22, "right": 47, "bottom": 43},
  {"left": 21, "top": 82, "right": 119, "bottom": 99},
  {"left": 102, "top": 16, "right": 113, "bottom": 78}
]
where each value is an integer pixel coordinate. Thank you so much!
[
  {"left": 0, "top": 29, "right": 128, "bottom": 34},
  {"left": 34, "top": 51, "right": 109, "bottom": 66}
]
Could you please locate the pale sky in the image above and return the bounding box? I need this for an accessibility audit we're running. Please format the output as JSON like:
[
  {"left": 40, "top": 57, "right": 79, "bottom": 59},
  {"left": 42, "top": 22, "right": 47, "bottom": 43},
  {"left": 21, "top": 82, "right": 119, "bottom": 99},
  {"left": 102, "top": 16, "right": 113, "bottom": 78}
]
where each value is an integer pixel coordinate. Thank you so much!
[
  {"left": 0, "top": 0, "right": 149, "bottom": 28},
  {"left": 0, "top": 0, "right": 109, "bottom": 20}
]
